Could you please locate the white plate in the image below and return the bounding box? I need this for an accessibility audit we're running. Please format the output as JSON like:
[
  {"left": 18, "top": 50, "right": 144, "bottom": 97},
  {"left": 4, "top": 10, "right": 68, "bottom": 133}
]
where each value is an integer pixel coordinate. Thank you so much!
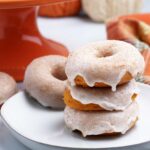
[{"left": 1, "top": 83, "right": 150, "bottom": 150}]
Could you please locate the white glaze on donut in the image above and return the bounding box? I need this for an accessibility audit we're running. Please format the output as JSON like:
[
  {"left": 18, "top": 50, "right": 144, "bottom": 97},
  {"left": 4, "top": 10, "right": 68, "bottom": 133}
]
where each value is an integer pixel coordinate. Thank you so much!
[
  {"left": 67, "top": 80, "right": 138, "bottom": 111},
  {"left": 24, "top": 55, "right": 67, "bottom": 109},
  {"left": 64, "top": 101, "right": 139, "bottom": 137},
  {"left": 0, "top": 72, "right": 17, "bottom": 104},
  {"left": 65, "top": 40, "right": 145, "bottom": 91}
]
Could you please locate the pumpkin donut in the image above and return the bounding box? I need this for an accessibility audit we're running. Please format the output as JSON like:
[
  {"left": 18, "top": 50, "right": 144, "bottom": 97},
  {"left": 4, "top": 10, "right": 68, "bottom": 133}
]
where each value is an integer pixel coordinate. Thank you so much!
[
  {"left": 65, "top": 40, "right": 145, "bottom": 91},
  {"left": 24, "top": 55, "right": 67, "bottom": 109},
  {"left": 64, "top": 101, "right": 139, "bottom": 137},
  {"left": 0, "top": 72, "right": 18, "bottom": 105},
  {"left": 64, "top": 80, "right": 138, "bottom": 111}
]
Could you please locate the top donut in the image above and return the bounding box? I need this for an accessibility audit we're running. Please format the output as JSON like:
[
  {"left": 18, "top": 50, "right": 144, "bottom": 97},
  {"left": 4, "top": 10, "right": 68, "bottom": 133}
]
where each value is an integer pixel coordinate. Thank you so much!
[{"left": 65, "top": 40, "right": 145, "bottom": 91}]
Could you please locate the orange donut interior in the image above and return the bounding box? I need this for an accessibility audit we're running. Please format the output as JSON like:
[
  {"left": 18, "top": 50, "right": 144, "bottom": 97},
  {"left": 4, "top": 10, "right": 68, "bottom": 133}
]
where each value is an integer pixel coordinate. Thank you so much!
[
  {"left": 64, "top": 88, "right": 137, "bottom": 111},
  {"left": 74, "top": 72, "right": 132, "bottom": 88}
]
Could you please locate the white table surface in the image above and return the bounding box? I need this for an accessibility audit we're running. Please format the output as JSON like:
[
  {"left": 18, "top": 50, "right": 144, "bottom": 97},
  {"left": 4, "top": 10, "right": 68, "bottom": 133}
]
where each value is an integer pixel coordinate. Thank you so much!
[{"left": 0, "top": 0, "right": 150, "bottom": 149}]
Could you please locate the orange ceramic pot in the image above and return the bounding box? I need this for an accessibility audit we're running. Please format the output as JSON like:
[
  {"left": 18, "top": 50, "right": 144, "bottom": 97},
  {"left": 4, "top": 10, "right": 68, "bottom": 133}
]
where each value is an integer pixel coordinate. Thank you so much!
[{"left": 0, "top": 0, "right": 69, "bottom": 81}]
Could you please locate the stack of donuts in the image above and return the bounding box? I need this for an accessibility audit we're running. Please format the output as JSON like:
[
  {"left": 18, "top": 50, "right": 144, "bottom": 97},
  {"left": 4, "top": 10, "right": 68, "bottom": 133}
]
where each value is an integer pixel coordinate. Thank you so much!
[{"left": 64, "top": 40, "right": 145, "bottom": 137}]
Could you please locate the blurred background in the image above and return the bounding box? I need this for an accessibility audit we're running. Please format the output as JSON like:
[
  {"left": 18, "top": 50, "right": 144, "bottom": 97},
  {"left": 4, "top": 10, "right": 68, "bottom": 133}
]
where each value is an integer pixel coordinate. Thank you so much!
[{"left": 38, "top": 0, "right": 150, "bottom": 50}]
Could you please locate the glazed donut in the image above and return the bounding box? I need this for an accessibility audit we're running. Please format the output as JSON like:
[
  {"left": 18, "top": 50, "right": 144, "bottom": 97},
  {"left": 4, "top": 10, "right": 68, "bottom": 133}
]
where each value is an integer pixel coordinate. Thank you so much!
[
  {"left": 39, "top": 0, "right": 81, "bottom": 17},
  {"left": 24, "top": 55, "right": 67, "bottom": 109},
  {"left": 64, "top": 80, "right": 138, "bottom": 111},
  {"left": 0, "top": 72, "right": 17, "bottom": 104},
  {"left": 65, "top": 40, "right": 145, "bottom": 91},
  {"left": 64, "top": 101, "right": 139, "bottom": 137}
]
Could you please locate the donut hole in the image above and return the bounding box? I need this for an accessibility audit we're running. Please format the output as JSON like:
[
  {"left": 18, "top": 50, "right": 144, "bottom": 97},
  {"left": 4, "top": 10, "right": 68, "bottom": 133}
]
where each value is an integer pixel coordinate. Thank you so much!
[
  {"left": 52, "top": 65, "right": 67, "bottom": 81},
  {"left": 97, "top": 50, "right": 113, "bottom": 58}
]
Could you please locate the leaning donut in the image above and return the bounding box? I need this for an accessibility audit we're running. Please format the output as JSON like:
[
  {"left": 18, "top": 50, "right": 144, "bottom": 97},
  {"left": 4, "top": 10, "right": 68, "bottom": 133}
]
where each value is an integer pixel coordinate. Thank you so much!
[
  {"left": 24, "top": 55, "right": 67, "bottom": 109},
  {"left": 65, "top": 40, "right": 145, "bottom": 91}
]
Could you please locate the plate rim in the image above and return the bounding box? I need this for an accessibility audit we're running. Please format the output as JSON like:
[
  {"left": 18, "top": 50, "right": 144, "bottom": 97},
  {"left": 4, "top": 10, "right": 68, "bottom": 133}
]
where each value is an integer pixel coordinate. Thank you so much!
[{"left": 1, "top": 82, "right": 150, "bottom": 149}]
